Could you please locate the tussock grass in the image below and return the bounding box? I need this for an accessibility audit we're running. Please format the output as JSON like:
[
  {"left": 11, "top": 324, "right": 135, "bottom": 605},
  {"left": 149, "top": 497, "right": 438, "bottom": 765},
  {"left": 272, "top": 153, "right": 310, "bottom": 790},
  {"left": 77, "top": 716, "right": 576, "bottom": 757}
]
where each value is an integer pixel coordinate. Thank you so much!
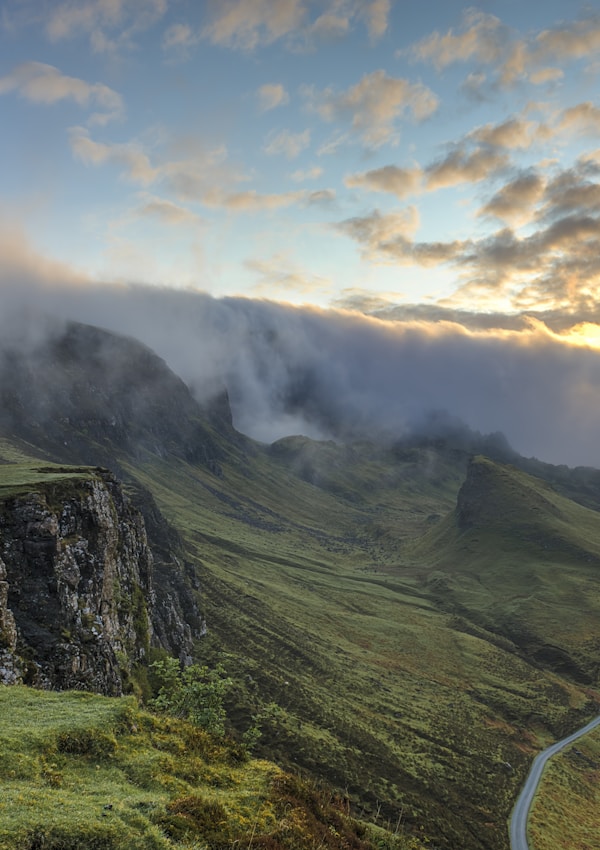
[{"left": 0, "top": 685, "right": 408, "bottom": 850}]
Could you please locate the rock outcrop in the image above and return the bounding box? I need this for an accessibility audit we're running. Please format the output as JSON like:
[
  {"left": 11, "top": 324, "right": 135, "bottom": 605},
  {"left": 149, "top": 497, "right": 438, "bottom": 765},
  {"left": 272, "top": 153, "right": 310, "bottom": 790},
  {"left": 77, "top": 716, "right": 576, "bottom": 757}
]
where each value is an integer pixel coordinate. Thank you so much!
[{"left": 0, "top": 468, "right": 202, "bottom": 694}]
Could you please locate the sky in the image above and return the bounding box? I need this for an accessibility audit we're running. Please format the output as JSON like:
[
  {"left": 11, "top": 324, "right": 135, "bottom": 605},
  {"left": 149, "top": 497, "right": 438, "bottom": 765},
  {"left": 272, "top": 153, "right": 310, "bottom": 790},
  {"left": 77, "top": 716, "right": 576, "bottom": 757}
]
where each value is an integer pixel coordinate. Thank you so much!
[{"left": 3, "top": 0, "right": 600, "bottom": 465}]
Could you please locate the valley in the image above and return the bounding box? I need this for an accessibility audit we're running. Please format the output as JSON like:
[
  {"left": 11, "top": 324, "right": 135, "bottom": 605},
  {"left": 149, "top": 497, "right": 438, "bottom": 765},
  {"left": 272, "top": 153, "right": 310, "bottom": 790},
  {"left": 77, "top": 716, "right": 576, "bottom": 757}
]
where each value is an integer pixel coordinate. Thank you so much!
[{"left": 0, "top": 323, "right": 599, "bottom": 850}]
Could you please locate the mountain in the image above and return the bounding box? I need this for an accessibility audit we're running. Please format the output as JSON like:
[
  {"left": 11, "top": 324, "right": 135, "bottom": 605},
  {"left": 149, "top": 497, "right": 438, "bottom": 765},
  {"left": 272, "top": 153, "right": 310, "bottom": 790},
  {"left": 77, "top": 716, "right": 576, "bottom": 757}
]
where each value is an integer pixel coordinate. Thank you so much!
[
  {"left": 0, "top": 320, "right": 236, "bottom": 471},
  {"left": 410, "top": 456, "right": 600, "bottom": 684},
  {"left": 0, "top": 319, "right": 599, "bottom": 850}
]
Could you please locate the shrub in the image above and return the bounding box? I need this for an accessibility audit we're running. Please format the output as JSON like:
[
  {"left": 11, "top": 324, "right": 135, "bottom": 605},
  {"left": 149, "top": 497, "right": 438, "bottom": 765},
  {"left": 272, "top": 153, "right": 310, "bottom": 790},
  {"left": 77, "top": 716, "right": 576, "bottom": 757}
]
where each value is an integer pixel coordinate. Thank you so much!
[{"left": 149, "top": 658, "right": 232, "bottom": 736}]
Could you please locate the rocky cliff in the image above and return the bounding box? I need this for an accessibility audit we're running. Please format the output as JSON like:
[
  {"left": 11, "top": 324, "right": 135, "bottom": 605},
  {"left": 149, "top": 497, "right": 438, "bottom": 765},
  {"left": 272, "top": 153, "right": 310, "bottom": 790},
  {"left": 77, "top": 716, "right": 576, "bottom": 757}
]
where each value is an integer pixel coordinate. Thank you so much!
[{"left": 0, "top": 467, "right": 202, "bottom": 695}]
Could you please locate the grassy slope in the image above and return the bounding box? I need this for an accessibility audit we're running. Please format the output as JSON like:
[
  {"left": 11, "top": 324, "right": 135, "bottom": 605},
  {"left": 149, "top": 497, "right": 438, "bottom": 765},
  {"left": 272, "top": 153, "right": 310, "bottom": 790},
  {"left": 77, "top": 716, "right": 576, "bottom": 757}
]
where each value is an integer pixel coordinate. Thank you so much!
[
  {"left": 0, "top": 438, "right": 99, "bottom": 497},
  {"left": 2, "top": 432, "right": 600, "bottom": 850},
  {"left": 528, "top": 726, "right": 600, "bottom": 850},
  {"left": 1, "top": 685, "right": 417, "bottom": 850},
  {"left": 406, "top": 457, "right": 600, "bottom": 682},
  {"left": 121, "top": 444, "right": 600, "bottom": 850}
]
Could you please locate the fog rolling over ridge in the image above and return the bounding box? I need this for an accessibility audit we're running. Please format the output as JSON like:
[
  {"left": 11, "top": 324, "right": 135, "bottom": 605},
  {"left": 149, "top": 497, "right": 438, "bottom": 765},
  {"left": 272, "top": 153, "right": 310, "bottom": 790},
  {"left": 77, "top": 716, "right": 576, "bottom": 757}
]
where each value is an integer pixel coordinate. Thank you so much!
[{"left": 1, "top": 265, "right": 600, "bottom": 467}]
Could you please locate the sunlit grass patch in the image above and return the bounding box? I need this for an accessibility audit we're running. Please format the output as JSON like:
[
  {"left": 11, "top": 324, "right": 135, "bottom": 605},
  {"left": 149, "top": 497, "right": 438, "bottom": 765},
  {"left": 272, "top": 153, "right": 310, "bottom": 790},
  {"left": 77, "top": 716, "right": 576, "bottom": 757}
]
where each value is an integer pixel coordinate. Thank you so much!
[
  {"left": 0, "top": 685, "right": 416, "bottom": 850},
  {"left": 0, "top": 686, "right": 281, "bottom": 850}
]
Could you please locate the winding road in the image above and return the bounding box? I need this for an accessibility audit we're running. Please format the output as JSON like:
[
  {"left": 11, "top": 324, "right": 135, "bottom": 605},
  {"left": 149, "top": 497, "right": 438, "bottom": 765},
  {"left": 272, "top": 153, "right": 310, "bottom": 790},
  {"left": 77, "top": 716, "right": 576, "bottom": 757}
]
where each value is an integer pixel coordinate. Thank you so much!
[{"left": 509, "top": 714, "right": 600, "bottom": 850}]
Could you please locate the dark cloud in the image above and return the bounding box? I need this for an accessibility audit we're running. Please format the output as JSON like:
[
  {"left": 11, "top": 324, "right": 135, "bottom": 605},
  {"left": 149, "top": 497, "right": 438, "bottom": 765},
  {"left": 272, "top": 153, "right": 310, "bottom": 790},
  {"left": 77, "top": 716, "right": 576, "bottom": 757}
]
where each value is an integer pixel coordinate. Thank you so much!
[
  {"left": 425, "top": 146, "right": 509, "bottom": 190},
  {"left": 336, "top": 208, "right": 467, "bottom": 264},
  {"left": 3, "top": 232, "right": 600, "bottom": 468},
  {"left": 479, "top": 171, "right": 544, "bottom": 224}
]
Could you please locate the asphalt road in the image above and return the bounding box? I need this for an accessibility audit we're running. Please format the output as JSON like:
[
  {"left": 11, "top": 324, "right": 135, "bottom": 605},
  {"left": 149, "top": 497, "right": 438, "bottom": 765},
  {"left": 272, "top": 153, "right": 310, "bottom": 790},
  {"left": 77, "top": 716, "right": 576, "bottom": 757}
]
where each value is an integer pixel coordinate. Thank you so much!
[{"left": 509, "top": 714, "right": 600, "bottom": 850}]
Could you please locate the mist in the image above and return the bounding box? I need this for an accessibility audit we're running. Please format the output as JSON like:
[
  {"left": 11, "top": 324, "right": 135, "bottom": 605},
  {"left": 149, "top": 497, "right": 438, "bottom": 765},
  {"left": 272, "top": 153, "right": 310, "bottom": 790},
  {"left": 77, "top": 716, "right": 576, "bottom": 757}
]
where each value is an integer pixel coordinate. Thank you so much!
[{"left": 2, "top": 240, "right": 600, "bottom": 468}]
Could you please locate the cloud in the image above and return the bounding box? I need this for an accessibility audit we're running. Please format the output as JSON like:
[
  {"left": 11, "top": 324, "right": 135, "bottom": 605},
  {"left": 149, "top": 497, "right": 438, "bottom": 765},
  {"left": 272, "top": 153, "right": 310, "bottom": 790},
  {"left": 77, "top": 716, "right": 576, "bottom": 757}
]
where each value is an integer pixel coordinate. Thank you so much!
[
  {"left": 345, "top": 164, "right": 423, "bottom": 199},
  {"left": 362, "top": 0, "right": 390, "bottom": 41},
  {"left": 264, "top": 128, "right": 311, "bottom": 159},
  {"left": 337, "top": 207, "right": 429, "bottom": 262},
  {"left": 6, "top": 228, "right": 600, "bottom": 466},
  {"left": 160, "top": 144, "right": 241, "bottom": 203},
  {"left": 162, "top": 22, "right": 198, "bottom": 52},
  {"left": 316, "top": 131, "right": 349, "bottom": 156},
  {"left": 425, "top": 146, "right": 508, "bottom": 191},
  {"left": 337, "top": 153, "right": 600, "bottom": 317},
  {"left": 558, "top": 102, "right": 600, "bottom": 135},
  {"left": 479, "top": 172, "right": 545, "bottom": 225},
  {"left": 408, "top": 10, "right": 507, "bottom": 70},
  {"left": 69, "top": 128, "right": 241, "bottom": 202},
  {"left": 452, "top": 213, "right": 600, "bottom": 313},
  {"left": 204, "top": 188, "right": 308, "bottom": 211},
  {"left": 69, "top": 127, "right": 158, "bottom": 184},
  {"left": 257, "top": 83, "right": 290, "bottom": 111},
  {"left": 528, "top": 67, "right": 563, "bottom": 85},
  {"left": 410, "top": 10, "right": 600, "bottom": 90},
  {"left": 290, "top": 165, "right": 323, "bottom": 182},
  {"left": 538, "top": 168, "right": 600, "bottom": 220},
  {"left": 0, "top": 62, "right": 124, "bottom": 124},
  {"left": 45, "top": 0, "right": 168, "bottom": 52},
  {"left": 0, "top": 223, "right": 88, "bottom": 291},
  {"left": 534, "top": 16, "right": 600, "bottom": 62},
  {"left": 306, "top": 70, "right": 439, "bottom": 147},
  {"left": 469, "top": 117, "right": 546, "bottom": 150},
  {"left": 344, "top": 114, "right": 552, "bottom": 203},
  {"left": 306, "top": 188, "right": 336, "bottom": 205},
  {"left": 198, "top": 0, "right": 389, "bottom": 52},
  {"left": 245, "top": 253, "right": 332, "bottom": 296},
  {"left": 68, "top": 126, "right": 327, "bottom": 213},
  {"left": 309, "top": 12, "right": 350, "bottom": 40},
  {"left": 202, "top": 0, "right": 307, "bottom": 50},
  {"left": 135, "top": 195, "right": 203, "bottom": 226}
]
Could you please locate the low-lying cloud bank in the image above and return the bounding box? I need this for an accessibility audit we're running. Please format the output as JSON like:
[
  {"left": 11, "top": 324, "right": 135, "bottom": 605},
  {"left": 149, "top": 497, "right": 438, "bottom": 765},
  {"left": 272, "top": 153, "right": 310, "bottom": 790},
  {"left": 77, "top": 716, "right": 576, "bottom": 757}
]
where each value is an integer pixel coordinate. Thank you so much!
[{"left": 1, "top": 231, "right": 600, "bottom": 468}]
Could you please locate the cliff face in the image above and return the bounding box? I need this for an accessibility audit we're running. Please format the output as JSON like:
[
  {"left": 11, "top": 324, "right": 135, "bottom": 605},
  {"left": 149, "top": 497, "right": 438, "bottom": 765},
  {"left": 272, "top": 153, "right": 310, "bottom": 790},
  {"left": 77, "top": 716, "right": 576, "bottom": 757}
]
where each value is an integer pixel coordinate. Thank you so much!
[{"left": 0, "top": 469, "right": 201, "bottom": 695}]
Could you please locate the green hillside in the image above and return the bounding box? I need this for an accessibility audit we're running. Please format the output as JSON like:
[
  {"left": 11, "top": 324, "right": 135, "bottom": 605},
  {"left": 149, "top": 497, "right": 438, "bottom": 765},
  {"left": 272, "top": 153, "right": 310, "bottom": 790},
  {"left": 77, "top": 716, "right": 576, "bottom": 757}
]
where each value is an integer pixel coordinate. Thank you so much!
[
  {"left": 1, "top": 325, "right": 599, "bottom": 850},
  {"left": 121, "top": 444, "right": 599, "bottom": 850},
  {"left": 407, "top": 456, "right": 600, "bottom": 684},
  {"left": 0, "top": 685, "right": 415, "bottom": 850}
]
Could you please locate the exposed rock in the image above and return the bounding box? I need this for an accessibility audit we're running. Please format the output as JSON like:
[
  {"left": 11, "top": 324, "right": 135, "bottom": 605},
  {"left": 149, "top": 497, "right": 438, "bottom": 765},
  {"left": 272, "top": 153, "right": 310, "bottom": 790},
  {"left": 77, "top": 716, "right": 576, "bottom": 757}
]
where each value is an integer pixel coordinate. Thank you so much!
[
  {"left": 0, "top": 554, "right": 20, "bottom": 684},
  {"left": 0, "top": 469, "right": 202, "bottom": 694}
]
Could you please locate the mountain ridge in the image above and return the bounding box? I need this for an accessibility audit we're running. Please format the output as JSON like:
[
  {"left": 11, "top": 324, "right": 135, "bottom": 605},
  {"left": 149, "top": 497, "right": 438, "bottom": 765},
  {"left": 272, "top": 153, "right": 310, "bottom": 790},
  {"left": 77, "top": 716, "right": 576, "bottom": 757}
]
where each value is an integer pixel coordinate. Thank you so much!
[{"left": 0, "top": 318, "right": 598, "bottom": 850}]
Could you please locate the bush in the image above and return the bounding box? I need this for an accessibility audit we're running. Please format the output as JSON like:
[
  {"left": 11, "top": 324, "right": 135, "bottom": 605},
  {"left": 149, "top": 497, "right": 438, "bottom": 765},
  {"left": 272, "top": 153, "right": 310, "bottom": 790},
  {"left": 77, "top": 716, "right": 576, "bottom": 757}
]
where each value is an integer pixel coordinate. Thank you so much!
[{"left": 149, "top": 659, "right": 232, "bottom": 736}]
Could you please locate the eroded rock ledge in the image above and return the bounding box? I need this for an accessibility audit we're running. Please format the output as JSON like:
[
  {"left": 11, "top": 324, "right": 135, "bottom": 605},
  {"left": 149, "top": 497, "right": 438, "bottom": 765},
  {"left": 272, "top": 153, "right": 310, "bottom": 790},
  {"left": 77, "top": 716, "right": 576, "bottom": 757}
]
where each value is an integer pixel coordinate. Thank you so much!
[{"left": 0, "top": 470, "right": 201, "bottom": 695}]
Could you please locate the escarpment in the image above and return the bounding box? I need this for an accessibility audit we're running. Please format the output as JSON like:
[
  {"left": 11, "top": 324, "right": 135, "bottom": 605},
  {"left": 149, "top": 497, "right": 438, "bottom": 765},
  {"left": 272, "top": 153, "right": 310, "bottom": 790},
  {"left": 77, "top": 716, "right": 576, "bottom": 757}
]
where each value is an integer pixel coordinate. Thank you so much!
[{"left": 0, "top": 469, "right": 203, "bottom": 695}]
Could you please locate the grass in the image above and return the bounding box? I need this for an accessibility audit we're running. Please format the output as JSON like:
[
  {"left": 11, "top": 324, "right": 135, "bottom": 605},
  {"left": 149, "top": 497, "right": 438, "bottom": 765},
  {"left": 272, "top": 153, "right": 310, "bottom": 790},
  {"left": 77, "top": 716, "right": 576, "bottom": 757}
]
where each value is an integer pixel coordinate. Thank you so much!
[
  {"left": 0, "top": 461, "right": 94, "bottom": 500},
  {"left": 528, "top": 726, "right": 600, "bottom": 850},
  {"left": 0, "top": 685, "right": 414, "bottom": 850},
  {"left": 0, "top": 454, "right": 100, "bottom": 499},
  {"left": 407, "top": 457, "right": 600, "bottom": 683},
  {"left": 3, "top": 433, "right": 600, "bottom": 850},
  {"left": 117, "top": 447, "right": 600, "bottom": 850}
]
